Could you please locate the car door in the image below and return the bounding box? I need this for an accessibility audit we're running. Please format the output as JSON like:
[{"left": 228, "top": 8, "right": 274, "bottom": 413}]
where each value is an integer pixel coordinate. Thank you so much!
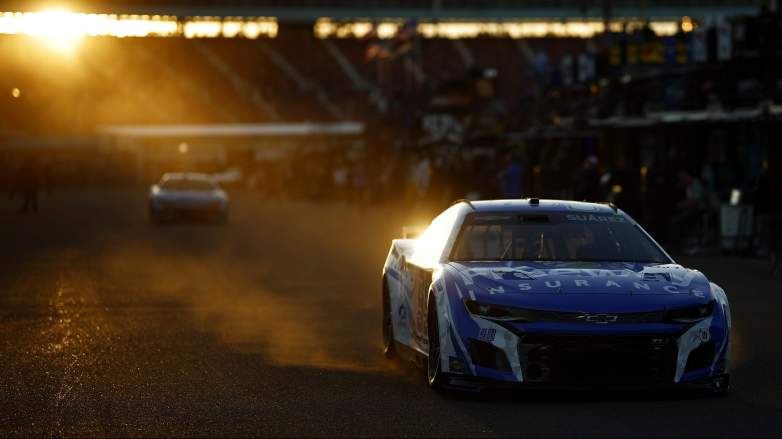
[{"left": 405, "top": 205, "right": 461, "bottom": 352}]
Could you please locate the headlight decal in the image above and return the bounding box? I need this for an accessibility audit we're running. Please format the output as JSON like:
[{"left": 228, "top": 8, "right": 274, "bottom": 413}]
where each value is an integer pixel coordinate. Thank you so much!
[
  {"left": 674, "top": 316, "right": 713, "bottom": 382},
  {"left": 465, "top": 315, "right": 524, "bottom": 382},
  {"left": 463, "top": 299, "right": 537, "bottom": 322},
  {"left": 454, "top": 284, "right": 523, "bottom": 381},
  {"left": 665, "top": 301, "right": 715, "bottom": 323}
]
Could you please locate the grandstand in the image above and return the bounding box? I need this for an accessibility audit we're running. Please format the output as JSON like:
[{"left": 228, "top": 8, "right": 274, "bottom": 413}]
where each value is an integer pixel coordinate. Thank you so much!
[
  {"left": 1, "top": 1, "right": 779, "bottom": 210},
  {"left": 3, "top": 1, "right": 763, "bottom": 18},
  {"left": 0, "top": 22, "right": 571, "bottom": 132},
  {"left": 0, "top": 0, "right": 772, "bottom": 136}
]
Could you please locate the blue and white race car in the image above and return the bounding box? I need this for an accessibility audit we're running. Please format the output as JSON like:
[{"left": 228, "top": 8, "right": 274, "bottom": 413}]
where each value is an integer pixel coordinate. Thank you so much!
[
  {"left": 149, "top": 173, "right": 229, "bottom": 224},
  {"left": 381, "top": 199, "right": 731, "bottom": 394}
]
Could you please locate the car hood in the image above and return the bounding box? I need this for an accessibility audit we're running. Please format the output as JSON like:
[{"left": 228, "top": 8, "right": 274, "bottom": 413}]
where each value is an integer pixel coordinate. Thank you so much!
[{"left": 443, "top": 260, "right": 713, "bottom": 313}]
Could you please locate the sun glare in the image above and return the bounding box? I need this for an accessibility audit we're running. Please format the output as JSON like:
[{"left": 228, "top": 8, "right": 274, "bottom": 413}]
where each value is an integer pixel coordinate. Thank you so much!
[
  {"left": 0, "top": 10, "right": 277, "bottom": 42},
  {"left": 15, "top": 9, "right": 83, "bottom": 52}
]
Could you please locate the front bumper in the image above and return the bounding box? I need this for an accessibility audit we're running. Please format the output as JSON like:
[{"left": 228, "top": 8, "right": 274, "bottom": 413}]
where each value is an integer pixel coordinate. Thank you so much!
[
  {"left": 443, "top": 373, "right": 730, "bottom": 393},
  {"left": 440, "top": 316, "right": 730, "bottom": 390},
  {"left": 150, "top": 200, "right": 227, "bottom": 221}
]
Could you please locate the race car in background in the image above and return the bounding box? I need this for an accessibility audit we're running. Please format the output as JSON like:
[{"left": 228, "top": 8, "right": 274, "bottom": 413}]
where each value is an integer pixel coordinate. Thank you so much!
[
  {"left": 381, "top": 199, "right": 731, "bottom": 394},
  {"left": 148, "top": 173, "right": 229, "bottom": 224}
]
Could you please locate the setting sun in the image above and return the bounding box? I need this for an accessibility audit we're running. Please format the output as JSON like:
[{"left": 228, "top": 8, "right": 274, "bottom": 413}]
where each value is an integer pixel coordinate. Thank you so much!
[{"left": 11, "top": 9, "right": 83, "bottom": 52}]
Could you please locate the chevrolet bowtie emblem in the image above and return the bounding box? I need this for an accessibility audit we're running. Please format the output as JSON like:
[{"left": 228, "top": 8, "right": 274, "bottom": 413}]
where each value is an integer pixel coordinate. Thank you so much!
[{"left": 577, "top": 313, "right": 619, "bottom": 324}]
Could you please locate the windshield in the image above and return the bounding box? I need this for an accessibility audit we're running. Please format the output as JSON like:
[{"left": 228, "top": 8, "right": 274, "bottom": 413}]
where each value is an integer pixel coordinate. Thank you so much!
[
  {"left": 161, "top": 178, "right": 217, "bottom": 191},
  {"left": 451, "top": 212, "right": 670, "bottom": 263}
]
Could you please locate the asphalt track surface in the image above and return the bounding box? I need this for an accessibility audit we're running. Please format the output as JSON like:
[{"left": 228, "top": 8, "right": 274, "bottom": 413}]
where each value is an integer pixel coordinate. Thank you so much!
[{"left": 1, "top": 189, "right": 782, "bottom": 437}]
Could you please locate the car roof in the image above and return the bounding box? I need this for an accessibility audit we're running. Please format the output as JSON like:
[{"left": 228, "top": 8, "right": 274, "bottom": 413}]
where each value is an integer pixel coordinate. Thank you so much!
[
  {"left": 459, "top": 199, "right": 619, "bottom": 214},
  {"left": 161, "top": 172, "right": 213, "bottom": 181}
]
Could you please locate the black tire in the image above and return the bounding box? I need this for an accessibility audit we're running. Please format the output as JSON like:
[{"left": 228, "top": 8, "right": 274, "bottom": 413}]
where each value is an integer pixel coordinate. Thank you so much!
[
  {"left": 382, "top": 280, "right": 395, "bottom": 359},
  {"left": 426, "top": 296, "right": 444, "bottom": 389}
]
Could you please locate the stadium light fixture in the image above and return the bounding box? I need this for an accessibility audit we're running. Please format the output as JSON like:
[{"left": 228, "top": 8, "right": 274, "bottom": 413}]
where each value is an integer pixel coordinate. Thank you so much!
[
  {"left": 681, "top": 16, "right": 694, "bottom": 33},
  {"left": 183, "top": 17, "right": 223, "bottom": 38},
  {"left": 221, "top": 18, "right": 244, "bottom": 38}
]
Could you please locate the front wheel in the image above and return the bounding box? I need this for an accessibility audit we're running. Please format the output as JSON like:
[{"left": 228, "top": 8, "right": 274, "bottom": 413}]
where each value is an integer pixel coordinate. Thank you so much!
[{"left": 426, "top": 297, "right": 444, "bottom": 389}]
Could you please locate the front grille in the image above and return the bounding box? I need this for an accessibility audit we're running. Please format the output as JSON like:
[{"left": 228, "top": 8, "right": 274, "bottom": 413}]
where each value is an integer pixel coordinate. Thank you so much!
[
  {"left": 163, "top": 203, "right": 222, "bottom": 213},
  {"left": 519, "top": 334, "right": 677, "bottom": 384},
  {"left": 519, "top": 309, "right": 665, "bottom": 324},
  {"left": 160, "top": 199, "right": 221, "bottom": 209}
]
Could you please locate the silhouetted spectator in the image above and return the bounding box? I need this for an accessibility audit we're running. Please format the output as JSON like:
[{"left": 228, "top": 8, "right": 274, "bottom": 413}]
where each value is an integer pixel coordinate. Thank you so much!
[
  {"left": 412, "top": 153, "right": 432, "bottom": 201},
  {"left": 497, "top": 152, "right": 523, "bottom": 198},
  {"left": 668, "top": 171, "right": 707, "bottom": 254},
  {"left": 572, "top": 155, "right": 601, "bottom": 201},
  {"left": 333, "top": 161, "right": 348, "bottom": 202},
  {"left": 754, "top": 158, "right": 782, "bottom": 257},
  {"left": 15, "top": 156, "right": 42, "bottom": 214}
]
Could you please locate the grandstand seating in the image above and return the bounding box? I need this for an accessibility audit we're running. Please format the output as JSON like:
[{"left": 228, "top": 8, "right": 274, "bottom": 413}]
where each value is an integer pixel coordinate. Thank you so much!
[
  {"left": 0, "top": 20, "right": 775, "bottom": 136},
  {"left": 0, "top": 29, "right": 470, "bottom": 132}
]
